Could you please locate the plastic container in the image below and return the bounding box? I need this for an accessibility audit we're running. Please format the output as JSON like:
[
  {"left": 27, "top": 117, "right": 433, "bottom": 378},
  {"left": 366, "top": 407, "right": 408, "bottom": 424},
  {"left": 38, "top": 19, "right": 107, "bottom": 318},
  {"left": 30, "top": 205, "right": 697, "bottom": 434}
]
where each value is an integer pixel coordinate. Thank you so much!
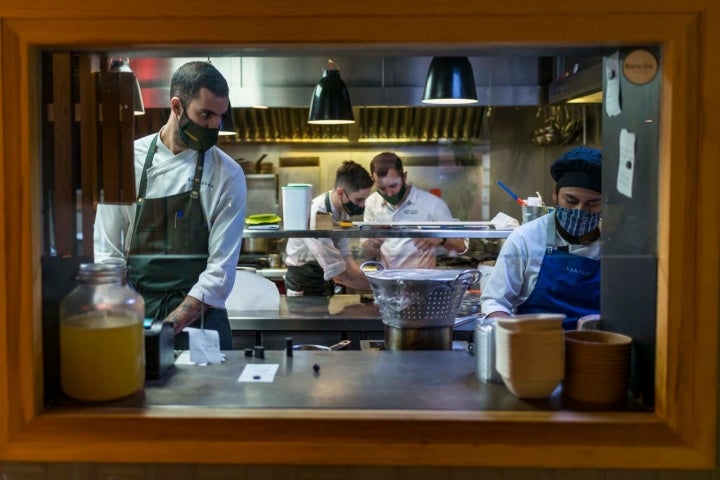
[
  {"left": 59, "top": 262, "right": 145, "bottom": 401},
  {"left": 282, "top": 184, "right": 312, "bottom": 230},
  {"left": 475, "top": 317, "right": 503, "bottom": 383}
]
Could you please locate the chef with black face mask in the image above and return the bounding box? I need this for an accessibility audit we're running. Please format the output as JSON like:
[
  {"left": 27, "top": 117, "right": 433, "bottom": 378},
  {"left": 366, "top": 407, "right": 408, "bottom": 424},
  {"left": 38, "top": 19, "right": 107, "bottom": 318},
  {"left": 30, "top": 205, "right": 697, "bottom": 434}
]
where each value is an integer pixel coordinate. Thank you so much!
[
  {"left": 480, "top": 146, "right": 602, "bottom": 330},
  {"left": 361, "top": 152, "right": 469, "bottom": 269},
  {"left": 284, "top": 161, "right": 374, "bottom": 296},
  {"left": 94, "top": 61, "right": 246, "bottom": 350}
]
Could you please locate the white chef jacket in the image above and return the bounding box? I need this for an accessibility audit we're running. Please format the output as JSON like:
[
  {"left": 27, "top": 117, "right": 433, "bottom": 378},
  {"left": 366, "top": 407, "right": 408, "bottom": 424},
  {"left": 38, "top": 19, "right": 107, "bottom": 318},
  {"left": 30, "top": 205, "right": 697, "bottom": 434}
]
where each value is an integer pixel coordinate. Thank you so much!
[
  {"left": 284, "top": 191, "right": 353, "bottom": 280},
  {"left": 93, "top": 132, "right": 247, "bottom": 309},
  {"left": 362, "top": 184, "right": 469, "bottom": 269},
  {"left": 479, "top": 213, "right": 601, "bottom": 316}
]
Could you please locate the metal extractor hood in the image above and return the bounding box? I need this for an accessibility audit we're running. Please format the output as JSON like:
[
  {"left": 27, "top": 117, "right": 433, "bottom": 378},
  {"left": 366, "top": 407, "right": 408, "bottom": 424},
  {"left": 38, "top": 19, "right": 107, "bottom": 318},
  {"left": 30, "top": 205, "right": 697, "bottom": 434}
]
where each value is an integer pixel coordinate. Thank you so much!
[
  {"left": 547, "top": 61, "right": 603, "bottom": 104},
  {"left": 131, "top": 55, "right": 550, "bottom": 108}
]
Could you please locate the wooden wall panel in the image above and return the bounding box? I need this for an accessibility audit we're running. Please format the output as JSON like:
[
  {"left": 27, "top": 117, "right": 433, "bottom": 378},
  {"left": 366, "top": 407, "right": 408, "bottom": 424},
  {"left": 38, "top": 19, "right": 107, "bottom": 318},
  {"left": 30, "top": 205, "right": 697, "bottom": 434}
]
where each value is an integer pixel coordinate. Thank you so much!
[{"left": 51, "top": 53, "right": 75, "bottom": 256}]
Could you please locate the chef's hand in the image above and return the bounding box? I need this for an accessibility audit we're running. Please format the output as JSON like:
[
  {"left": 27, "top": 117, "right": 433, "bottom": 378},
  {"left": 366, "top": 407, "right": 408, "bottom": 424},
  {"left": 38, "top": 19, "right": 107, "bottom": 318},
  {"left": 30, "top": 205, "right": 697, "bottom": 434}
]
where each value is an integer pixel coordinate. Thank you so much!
[
  {"left": 165, "top": 296, "right": 207, "bottom": 335},
  {"left": 361, "top": 237, "right": 385, "bottom": 259}
]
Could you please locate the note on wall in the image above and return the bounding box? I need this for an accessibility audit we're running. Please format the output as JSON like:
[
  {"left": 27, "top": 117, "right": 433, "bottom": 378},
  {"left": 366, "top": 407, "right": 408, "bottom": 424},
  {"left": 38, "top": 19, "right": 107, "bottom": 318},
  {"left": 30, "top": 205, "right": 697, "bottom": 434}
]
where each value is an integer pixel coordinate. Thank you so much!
[
  {"left": 605, "top": 51, "right": 622, "bottom": 117},
  {"left": 617, "top": 128, "right": 636, "bottom": 198}
]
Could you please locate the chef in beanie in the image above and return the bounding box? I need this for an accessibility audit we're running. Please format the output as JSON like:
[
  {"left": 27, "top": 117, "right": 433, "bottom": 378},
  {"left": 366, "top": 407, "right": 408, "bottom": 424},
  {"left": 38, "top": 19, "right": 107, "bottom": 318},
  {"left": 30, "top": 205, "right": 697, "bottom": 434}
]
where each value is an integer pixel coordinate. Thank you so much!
[{"left": 481, "top": 146, "right": 602, "bottom": 330}]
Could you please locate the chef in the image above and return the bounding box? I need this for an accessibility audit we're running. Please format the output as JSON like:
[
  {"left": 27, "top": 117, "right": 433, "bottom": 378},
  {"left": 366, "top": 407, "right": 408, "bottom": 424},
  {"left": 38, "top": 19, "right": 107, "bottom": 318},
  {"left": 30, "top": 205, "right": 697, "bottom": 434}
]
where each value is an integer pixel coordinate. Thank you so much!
[
  {"left": 361, "top": 152, "right": 469, "bottom": 269},
  {"left": 480, "top": 146, "right": 602, "bottom": 330},
  {"left": 93, "top": 61, "right": 246, "bottom": 349},
  {"left": 284, "top": 160, "right": 374, "bottom": 296}
]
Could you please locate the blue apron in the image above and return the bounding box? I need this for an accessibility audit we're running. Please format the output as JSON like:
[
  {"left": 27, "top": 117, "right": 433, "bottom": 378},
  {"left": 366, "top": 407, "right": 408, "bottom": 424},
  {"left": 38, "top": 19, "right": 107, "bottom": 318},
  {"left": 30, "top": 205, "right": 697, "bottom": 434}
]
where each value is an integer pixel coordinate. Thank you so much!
[
  {"left": 516, "top": 215, "right": 600, "bottom": 330},
  {"left": 128, "top": 134, "right": 233, "bottom": 350}
]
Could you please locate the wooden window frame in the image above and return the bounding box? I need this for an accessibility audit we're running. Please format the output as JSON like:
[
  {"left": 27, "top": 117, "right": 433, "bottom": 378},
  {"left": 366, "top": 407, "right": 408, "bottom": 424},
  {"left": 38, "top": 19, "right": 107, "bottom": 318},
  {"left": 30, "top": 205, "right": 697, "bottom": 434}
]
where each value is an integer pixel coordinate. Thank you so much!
[{"left": 0, "top": 2, "right": 718, "bottom": 469}]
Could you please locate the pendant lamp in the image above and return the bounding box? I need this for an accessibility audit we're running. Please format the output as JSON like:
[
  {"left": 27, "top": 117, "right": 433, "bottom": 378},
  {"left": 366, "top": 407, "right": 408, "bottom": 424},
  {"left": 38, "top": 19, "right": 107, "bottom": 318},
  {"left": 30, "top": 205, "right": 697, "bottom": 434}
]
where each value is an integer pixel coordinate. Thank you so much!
[
  {"left": 219, "top": 102, "right": 235, "bottom": 136},
  {"left": 108, "top": 58, "right": 146, "bottom": 115},
  {"left": 422, "top": 56, "right": 478, "bottom": 105},
  {"left": 308, "top": 59, "right": 355, "bottom": 124}
]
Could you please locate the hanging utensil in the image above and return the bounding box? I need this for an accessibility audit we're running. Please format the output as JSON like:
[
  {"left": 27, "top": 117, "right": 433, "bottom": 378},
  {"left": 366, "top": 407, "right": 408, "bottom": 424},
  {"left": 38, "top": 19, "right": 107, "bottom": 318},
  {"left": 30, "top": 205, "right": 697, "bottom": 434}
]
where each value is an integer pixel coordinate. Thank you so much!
[{"left": 496, "top": 181, "right": 526, "bottom": 206}]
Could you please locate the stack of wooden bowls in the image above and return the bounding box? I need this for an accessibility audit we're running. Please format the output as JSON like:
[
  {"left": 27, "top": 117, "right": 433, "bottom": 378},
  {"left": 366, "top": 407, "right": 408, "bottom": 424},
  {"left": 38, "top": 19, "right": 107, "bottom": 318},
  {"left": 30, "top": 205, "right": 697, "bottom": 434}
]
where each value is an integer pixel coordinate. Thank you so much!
[
  {"left": 494, "top": 314, "right": 566, "bottom": 399},
  {"left": 562, "top": 330, "right": 632, "bottom": 406}
]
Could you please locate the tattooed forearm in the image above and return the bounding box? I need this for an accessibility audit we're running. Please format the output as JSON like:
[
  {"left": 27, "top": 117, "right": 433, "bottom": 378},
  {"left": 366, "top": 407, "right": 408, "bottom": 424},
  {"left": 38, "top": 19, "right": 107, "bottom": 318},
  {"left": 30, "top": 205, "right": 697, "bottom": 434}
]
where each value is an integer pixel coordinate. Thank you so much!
[{"left": 166, "top": 296, "right": 207, "bottom": 334}]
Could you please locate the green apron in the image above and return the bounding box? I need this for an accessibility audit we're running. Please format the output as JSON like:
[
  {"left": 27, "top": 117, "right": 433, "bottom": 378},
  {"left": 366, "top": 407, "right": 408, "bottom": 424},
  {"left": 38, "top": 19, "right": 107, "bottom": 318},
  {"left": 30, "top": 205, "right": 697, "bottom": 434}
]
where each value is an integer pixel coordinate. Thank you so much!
[{"left": 128, "top": 134, "right": 232, "bottom": 350}]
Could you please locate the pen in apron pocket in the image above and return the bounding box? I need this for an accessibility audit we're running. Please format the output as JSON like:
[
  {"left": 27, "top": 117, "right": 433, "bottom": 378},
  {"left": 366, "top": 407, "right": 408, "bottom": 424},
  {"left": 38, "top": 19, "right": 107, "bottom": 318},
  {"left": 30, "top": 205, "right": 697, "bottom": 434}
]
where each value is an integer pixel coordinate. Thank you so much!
[{"left": 175, "top": 209, "right": 184, "bottom": 229}]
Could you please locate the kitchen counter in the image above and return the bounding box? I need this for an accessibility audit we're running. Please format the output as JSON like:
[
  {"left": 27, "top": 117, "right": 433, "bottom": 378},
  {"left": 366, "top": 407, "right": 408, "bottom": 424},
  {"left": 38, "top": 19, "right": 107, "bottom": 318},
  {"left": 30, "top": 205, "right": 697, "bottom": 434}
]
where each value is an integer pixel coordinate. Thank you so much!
[
  {"left": 60, "top": 350, "right": 642, "bottom": 413},
  {"left": 228, "top": 294, "right": 475, "bottom": 332},
  {"left": 99, "top": 350, "right": 563, "bottom": 411}
]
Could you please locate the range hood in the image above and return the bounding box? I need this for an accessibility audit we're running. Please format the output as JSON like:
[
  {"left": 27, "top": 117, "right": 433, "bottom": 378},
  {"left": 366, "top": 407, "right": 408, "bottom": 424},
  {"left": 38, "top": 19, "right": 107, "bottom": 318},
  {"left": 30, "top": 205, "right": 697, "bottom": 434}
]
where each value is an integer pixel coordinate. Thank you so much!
[
  {"left": 128, "top": 53, "right": 599, "bottom": 142},
  {"left": 131, "top": 56, "right": 549, "bottom": 108},
  {"left": 547, "top": 61, "right": 603, "bottom": 104}
]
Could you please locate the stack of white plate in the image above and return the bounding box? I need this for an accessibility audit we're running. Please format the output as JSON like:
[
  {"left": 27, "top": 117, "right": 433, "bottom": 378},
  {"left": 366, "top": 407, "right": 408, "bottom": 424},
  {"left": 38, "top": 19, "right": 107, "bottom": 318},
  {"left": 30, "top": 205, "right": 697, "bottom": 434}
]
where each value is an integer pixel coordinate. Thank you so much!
[{"left": 494, "top": 313, "right": 566, "bottom": 399}]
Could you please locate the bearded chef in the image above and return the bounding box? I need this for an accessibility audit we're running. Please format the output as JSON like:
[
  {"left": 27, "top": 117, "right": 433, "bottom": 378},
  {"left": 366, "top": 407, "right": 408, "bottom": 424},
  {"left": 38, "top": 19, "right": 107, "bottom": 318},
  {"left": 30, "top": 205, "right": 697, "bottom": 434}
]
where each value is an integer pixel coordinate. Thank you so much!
[
  {"left": 480, "top": 146, "right": 602, "bottom": 330},
  {"left": 93, "top": 61, "right": 246, "bottom": 350}
]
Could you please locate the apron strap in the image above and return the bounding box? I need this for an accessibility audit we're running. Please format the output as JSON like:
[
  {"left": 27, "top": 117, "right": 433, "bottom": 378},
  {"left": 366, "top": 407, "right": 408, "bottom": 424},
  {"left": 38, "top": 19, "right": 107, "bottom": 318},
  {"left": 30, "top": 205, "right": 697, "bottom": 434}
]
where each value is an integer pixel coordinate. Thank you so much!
[
  {"left": 136, "top": 133, "right": 159, "bottom": 203},
  {"left": 545, "top": 211, "right": 558, "bottom": 253},
  {"left": 324, "top": 192, "right": 332, "bottom": 213}
]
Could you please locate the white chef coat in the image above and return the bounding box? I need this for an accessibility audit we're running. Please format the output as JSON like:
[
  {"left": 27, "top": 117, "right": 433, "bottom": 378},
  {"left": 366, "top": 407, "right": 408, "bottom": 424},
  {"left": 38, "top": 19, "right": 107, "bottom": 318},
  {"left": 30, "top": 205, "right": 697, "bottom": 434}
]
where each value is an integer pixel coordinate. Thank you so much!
[
  {"left": 284, "top": 191, "right": 353, "bottom": 280},
  {"left": 93, "top": 132, "right": 247, "bottom": 309},
  {"left": 362, "top": 184, "right": 469, "bottom": 269},
  {"left": 479, "top": 213, "right": 601, "bottom": 316}
]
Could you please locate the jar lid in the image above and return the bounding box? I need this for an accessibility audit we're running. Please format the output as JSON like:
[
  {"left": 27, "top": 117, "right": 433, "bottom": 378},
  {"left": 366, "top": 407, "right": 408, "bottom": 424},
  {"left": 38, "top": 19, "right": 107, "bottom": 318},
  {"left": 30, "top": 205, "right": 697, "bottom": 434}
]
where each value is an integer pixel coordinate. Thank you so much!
[{"left": 77, "top": 262, "right": 126, "bottom": 282}]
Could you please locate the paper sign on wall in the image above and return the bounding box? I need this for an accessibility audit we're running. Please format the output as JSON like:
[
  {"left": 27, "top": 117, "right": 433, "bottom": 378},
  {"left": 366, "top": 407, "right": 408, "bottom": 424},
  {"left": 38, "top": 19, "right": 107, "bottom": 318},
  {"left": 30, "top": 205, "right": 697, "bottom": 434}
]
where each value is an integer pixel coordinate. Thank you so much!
[
  {"left": 617, "top": 128, "right": 636, "bottom": 198},
  {"left": 605, "top": 52, "right": 622, "bottom": 117}
]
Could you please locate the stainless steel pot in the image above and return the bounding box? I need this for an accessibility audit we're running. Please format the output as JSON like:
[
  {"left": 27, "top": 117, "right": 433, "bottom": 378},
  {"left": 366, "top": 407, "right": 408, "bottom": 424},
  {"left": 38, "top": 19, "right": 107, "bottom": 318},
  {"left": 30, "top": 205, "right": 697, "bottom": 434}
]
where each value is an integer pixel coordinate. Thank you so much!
[
  {"left": 242, "top": 237, "right": 276, "bottom": 254},
  {"left": 360, "top": 261, "right": 480, "bottom": 351},
  {"left": 384, "top": 315, "right": 478, "bottom": 351}
]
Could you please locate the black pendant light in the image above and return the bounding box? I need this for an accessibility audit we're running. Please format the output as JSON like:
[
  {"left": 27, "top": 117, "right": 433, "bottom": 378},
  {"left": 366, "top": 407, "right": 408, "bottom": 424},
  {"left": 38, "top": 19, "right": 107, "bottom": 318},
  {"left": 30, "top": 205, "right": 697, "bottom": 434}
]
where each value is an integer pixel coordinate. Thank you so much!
[
  {"left": 108, "top": 58, "right": 146, "bottom": 115},
  {"left": 308, "top": 59, "right": 355, "bottom": 124},
  {"left": 422, "top": 56, "right": 478, "bottom": 105}
]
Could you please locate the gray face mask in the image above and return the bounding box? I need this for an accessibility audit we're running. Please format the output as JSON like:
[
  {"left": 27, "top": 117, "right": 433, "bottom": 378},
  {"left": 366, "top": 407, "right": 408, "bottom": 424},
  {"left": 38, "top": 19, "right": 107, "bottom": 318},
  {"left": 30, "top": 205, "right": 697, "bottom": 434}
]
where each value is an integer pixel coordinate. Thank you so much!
[{"left": 555, "top": 207, "right": 601, "bottom": 237}]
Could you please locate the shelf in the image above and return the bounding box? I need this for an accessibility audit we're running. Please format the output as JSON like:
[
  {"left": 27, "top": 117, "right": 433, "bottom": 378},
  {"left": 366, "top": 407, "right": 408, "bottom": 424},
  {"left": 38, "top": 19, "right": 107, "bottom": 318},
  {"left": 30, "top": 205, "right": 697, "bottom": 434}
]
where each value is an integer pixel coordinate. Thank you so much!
[{"left": 243, "top": 226, "right": 515, "bottom": 239}]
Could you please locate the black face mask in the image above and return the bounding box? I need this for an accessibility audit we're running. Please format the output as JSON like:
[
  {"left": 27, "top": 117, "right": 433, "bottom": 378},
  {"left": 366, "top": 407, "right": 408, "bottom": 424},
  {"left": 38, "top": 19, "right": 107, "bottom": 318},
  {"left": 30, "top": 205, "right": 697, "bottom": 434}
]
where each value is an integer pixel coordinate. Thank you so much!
[
  {"left": 379, "top": 182, "right": 407, "bottom": 205},
  {"left": 342, "top": 191, "right": 365, "bottom": 216},
  {"left": 177, "top": 104, "right": 219, "bottom": 153}
]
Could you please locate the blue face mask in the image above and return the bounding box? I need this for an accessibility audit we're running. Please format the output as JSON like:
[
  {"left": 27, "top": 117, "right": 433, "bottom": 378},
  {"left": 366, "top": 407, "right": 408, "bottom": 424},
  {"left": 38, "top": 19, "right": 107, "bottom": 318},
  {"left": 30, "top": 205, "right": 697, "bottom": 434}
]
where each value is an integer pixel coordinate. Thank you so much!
[{"left": 555, "top": 207, "right": 601, "bottom": 237}]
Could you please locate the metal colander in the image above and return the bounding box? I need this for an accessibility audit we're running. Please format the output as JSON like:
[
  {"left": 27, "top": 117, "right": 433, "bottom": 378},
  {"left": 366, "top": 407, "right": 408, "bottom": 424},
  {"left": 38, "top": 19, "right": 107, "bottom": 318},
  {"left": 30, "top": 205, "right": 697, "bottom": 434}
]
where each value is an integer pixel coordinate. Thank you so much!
[{"left": 360, "top": 261, "right": 480, "bottom": 329}]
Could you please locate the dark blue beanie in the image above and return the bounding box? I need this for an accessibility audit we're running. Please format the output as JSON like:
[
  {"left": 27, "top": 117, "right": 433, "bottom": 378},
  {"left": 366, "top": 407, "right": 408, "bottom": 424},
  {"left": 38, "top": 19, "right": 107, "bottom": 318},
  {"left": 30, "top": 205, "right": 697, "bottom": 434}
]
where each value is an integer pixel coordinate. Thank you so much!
[{"left": 550, "top": 146, "right": 602, "bottom": 193}]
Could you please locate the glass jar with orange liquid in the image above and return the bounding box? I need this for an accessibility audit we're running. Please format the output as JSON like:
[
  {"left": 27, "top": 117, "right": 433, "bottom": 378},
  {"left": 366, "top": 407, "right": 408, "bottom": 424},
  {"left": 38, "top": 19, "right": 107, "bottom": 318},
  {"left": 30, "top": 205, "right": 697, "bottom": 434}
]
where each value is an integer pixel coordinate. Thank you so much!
[{"left": 60, "top": 262, "right": 145, "bottom": 401}]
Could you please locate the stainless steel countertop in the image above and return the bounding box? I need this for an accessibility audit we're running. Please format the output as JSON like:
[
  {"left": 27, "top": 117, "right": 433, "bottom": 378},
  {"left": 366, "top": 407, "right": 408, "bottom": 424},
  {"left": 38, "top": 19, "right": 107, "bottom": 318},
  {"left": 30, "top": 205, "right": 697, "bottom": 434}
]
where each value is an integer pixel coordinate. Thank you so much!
[
  {"left": 54, "top": 350, "right": 644, "bottom": 412},
  {"left": 229, "top": 295, "right": 383, "bottom": 331},
  {"left": 131, "top": 350, "right": 565, "bottom": 411},
  {"left": 228, "top": 294, "right": 476, "bottom": 332}
]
